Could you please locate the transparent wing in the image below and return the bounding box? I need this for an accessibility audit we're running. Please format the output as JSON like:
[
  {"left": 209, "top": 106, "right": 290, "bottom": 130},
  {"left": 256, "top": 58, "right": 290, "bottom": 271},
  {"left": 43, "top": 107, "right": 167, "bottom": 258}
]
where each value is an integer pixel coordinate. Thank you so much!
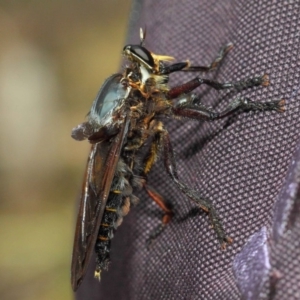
[{"left": 71, "top": 117, "right": 129, "bottom": 291}]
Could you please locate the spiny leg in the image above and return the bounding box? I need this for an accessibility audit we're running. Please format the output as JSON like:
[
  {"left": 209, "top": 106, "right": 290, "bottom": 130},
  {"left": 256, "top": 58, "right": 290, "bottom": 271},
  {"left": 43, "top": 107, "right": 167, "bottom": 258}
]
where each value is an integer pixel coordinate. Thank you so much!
[
  {"left": 172, "top": 96, "right": 285, "bottom": 120},
  {"left": 160, "top": 129, "right": 232, "bottom": 248},
  {"left": 142, "top": 121, "right": 173, "bottom": 245},
  {"left": 161, "top": 43, "right": 233, "bottom": 75},
  {"left": 184, "top": 42, "right": 234, "bottom": 72},
  {"left": 167, "top": 74, "right": 270, "bottom": 100},
  {"left": 217, "top": 97, "right": 285, "bottom": 117}
]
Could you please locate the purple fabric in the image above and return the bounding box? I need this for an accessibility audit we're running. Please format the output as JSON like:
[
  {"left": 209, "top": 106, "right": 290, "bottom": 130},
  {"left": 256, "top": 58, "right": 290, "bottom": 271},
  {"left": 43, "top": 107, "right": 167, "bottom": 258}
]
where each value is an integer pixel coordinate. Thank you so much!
[{"left": 76, "top": 0, "right": 300, "bottom": 299}]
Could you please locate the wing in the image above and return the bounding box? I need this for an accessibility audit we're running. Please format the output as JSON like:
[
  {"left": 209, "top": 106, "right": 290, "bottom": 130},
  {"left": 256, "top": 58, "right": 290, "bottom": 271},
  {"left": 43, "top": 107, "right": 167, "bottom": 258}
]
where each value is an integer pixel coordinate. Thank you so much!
[{"left": 71, "top": 116, "right": 129, "bottom": 291}]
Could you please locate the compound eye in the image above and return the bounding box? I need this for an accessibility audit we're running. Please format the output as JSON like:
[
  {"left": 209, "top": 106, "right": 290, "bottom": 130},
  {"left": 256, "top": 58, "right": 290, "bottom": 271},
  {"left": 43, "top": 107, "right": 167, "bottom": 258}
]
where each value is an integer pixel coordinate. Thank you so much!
[{"left": 123, "top": 45, "right": 155, "bottom": 69}]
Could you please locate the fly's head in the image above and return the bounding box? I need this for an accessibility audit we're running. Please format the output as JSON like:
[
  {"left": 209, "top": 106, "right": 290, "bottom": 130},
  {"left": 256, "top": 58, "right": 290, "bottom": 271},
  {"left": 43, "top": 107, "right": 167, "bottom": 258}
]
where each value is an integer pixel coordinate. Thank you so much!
[
  {"left": 123, "top": 44, "right": 156, "bottom": 71},
  {"left": 122, "top": 44, "right": 157, "bottom": 88},
  {"left": 123, "top": 29, "right": 174, "bottom": 94},
  {"left": 123, "top": 44, "right": 174, "bottom": 75},
  {"left": 123, "top": 48, "right": 173, "bottom": 96}
]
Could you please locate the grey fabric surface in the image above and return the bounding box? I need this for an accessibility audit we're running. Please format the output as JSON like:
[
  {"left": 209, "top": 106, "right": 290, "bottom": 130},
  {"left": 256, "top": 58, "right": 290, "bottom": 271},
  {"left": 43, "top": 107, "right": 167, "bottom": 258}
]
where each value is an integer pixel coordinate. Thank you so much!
[{"left": 76, "top": 0, "right": 300, "bottom": 299}]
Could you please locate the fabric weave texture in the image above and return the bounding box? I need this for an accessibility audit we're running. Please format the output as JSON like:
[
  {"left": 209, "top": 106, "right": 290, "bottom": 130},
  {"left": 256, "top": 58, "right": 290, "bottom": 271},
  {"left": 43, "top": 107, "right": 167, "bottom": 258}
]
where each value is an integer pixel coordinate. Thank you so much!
[{"left": 76, "top": 1, "right": 300, "bottom": 299}]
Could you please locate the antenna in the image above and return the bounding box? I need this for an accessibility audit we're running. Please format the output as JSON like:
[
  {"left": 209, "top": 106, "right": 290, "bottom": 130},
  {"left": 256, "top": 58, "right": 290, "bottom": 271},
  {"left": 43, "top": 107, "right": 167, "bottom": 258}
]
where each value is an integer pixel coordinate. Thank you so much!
[{"left": 140, "top": 27, "right": 146, "bottom": 46}]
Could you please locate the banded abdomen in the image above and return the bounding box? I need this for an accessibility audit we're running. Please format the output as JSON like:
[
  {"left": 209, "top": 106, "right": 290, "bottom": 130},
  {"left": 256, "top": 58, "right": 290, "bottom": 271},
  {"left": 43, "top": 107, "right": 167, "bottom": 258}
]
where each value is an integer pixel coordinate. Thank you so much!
[{"left": 94, "top": 159, "right": 134, "bottom": 278}]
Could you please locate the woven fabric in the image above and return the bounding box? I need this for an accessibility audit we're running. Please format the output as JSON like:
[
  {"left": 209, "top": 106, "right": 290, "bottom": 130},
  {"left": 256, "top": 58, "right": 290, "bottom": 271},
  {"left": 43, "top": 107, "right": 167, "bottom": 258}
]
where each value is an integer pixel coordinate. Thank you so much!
[{"left": 76, "top": 0, "right": 300, "bottom": 299}]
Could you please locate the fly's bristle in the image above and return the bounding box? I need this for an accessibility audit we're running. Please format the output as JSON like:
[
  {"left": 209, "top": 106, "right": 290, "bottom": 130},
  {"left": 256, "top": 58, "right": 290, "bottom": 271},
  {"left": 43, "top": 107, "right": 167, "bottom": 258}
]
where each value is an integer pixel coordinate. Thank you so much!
[
  {"left": 225, "top": 42, "right": 234, "bottom": 53},
  {"left": 261, "top": 74, "right": 270, "bottom": 87},
  {"left": 276, "top": 99, "right": 286, "bottom": 112},
  {"left": 94, "top": 270, "right": 101, "bottom": 281}
]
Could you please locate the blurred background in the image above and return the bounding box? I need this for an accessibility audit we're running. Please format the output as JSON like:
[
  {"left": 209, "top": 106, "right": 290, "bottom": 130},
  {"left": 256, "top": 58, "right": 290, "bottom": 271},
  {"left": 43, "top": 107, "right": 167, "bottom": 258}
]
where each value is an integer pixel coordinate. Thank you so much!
[{"left": 0, "top": 1, "right": 132, "bottom": 299}]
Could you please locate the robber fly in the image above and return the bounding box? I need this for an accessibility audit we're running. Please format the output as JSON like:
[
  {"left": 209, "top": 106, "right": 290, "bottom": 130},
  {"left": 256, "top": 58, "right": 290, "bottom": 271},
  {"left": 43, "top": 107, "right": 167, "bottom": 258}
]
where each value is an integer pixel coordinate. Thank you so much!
[{"left": 71, "top": 29, "right": 285, "bottom": 291}]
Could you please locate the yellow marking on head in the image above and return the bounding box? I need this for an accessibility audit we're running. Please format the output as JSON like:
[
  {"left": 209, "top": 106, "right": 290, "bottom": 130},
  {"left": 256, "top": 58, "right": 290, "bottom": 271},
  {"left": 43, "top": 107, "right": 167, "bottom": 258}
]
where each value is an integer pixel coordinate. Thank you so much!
[
  {"left": 98, "top": 236, "right": 109, "bottom": 241},
  {"left": 151, "top": 53, "right": 174, "bottom": 62},
  {"left": 100, "top": 223, "right": 110, "bottom": 227}
]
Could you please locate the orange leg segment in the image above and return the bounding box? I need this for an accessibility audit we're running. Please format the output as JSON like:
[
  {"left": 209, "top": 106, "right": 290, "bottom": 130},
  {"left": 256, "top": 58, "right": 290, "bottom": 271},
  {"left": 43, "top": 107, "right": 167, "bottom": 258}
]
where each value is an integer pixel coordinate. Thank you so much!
[
  {"left": 144, "top": 184, "right": 173, "bottom": 246},
  {"left": 144, "top": 184, "right": 173, "bottom": 224}
]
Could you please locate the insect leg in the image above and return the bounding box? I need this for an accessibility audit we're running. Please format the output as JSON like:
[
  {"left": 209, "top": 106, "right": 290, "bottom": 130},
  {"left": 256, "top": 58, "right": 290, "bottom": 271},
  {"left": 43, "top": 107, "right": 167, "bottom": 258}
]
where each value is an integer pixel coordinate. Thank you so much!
[
  {"left": 161, "top": 130, "right": 232, "bottom": 248},
  {"left": 161, "top": 43, "right": 233, "bottom": 74},
  {"left": 185, "top": 42, "right": 233, "bottom": 72},
  {"left": 161, "top": 62, "right": 190, "bottom": 74},
  {"left": 141, "top": 121, "right": 173, "bottom": 244},
  {"left": 172, "top": 96, "right": 285, "bottom": 120},
  {"left": 144, "top": 184, "right": 173, "bottom": 245},
  {"left": 217, "top": 96, "right": 286, "bottom": 117},
  {"left": 166, "top": 74, "right": 269, "bottom": 99}
]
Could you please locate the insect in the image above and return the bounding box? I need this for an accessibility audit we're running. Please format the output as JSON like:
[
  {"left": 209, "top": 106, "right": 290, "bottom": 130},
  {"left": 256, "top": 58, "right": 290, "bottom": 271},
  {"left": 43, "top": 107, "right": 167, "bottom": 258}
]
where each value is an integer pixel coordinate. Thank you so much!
[{"left": 71, "top": 29, "right": 285, "bottom": 291}]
